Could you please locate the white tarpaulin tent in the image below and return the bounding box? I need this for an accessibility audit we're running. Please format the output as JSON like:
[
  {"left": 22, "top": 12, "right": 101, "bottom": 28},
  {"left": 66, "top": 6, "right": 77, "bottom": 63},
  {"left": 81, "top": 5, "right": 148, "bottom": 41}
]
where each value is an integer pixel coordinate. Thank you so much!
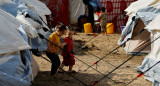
[
  {"left": 0, "top": 0, "right": 53, "bottom": 85},
  {"left": 0, "top": 9, "right": 30, "bottom": 54},
  {"left": 118, "top": 0, "right": 160, "bottom": 54},
  {"left": 15, "top": 0, "right": 51, "bottom": 16},
  {"left": 137, "top": 13, "right": 160, "bottom": 86},
  {"left": 0, "top": 8, "right": 33, "bottom": 86},
  {"left": 125, "top": 0, "right": 160, "bottom": 15},
  {"left": 0, "top": 0, "right": 51, "bottom": 51},
  {"left": 118, "top": 0, "right": 160, "bottom": 85}
]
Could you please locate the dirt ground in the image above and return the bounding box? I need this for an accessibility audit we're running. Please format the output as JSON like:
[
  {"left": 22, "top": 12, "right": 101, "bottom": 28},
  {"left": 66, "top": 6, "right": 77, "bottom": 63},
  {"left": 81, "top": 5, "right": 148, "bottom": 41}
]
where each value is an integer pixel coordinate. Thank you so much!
[{"left": 31, "top": 33, "right": 152, "bottom": 86}]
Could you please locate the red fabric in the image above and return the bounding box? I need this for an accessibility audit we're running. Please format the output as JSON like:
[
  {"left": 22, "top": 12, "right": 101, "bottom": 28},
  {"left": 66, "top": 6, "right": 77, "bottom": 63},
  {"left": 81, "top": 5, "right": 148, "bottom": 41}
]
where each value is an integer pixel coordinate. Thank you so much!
[
  {"left": 96, "top": 13, "right": 100, "bottom": 16},
  {"left": 40, "top": 0, "right": 69, "bottom": 27},
  {"left": 61, "top": 37, "right": 75, "bottom": 66},
  {"left": 100, "top": 0, "right": 137, "bottom": 32}
]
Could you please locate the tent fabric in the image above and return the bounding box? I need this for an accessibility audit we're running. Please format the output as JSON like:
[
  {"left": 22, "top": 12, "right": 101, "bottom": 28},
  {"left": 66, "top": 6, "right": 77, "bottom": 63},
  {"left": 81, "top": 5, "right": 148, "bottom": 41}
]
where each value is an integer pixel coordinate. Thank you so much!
[
  {"left": 15, "top": 0, "right": 51, "bottom": 16},
  {"left": 0, "top": 0, "right": 44, "bottom": 38},
  {"left": 0, "top": 0, "right": 51, "bottom": 51},
  {"left": 31, "top": 29, "right": 51, "bottom": 51},
  {"left": 31, "top": 57, "right": 39, "bottom": 79},
  {"left": 146, "top": 11, "right": 160, "bottom": 31},
  {"left": 16, "top": 13, "right": 38, "bottom": 38},
  {"left": 118, "top": 5, "right": 160, "bottom": 54},
  {"left": 89, "top": 0, "right": 101, "bottom": 10},
  {"left": 125, "top": 0, "right": 159, "bottom": 15},
  {"left": 0, "top": 0, "right": 13, "bottom": 6},
  {"left": 137, "top": 31, "right": 160, "bottom": 86},
  {"left": 0, "top": 51, "right": 31, "bottom": 86},
  {"left": 0, "top": 0, "right": 43, "bottom": 26},
  {"left": 123, "top": 19, "right": 151, "bottom": 53},
  {"left": 119, "top": 3, "right": 160, "bottom": 45},
  {"left": 137, "top": 11, "right": 160, "bottom": 86},
  {"left": 122, "top": 0, "right": 160, "bottom": 85},
  {"left": 0, "top": 9, "right": 30, "bottom": 54},
  {"left": 18, "top": 19, "right": 39, "bottom": 80},
  {"left": 69, "top": 0, "right": 85, "bottom": 24}
]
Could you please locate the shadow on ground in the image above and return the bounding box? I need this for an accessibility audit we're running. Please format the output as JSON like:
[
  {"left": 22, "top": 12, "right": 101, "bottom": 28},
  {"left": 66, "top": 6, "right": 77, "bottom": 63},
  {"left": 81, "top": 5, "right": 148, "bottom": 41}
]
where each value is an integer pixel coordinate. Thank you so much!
[{"left": 31, "top": 71, "right": 125, "bottom": 86}]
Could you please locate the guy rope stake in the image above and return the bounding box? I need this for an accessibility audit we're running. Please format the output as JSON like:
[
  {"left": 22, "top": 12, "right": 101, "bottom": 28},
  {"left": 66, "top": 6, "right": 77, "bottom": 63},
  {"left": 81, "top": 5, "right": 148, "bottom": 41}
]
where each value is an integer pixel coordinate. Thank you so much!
[
  {"left": 91, "top": 35, "right": 160, "bottom": 86},
  {"left": 125, "top": 61, "right": 160, "bottom": 86},
  {"left": 84, "top": 29, "right": 146, "bottom": 71},
  {"left": 37, "top": 33, "right": 118, "bottom": 84}
]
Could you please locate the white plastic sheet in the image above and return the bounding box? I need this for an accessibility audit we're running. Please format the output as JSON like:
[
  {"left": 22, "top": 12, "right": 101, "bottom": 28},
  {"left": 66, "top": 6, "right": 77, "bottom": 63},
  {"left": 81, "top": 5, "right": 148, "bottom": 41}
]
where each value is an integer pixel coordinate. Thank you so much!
[
  {"left": 125, "top": 0, "right": 158, "bottom": 15},
  {"left": 0, "top": 9, "right": 30, "bottom": 54},
  {"left": 18, "top": 0, "right": 51, "bottom": 16},
  {"left": 146, "top": 14, "right": 160, "bottom": 31},
  {"left": 137, "top": 31, "right": 160, "bottom": 86},
  {"left": 69, "top": 0, "right": 85, "bottom": 24},
  {"left": 16, "top": 13, "right": 38, "bottom": 38},
  {"left": 0, "top": 51, "right": 31, "bottom": 86}
]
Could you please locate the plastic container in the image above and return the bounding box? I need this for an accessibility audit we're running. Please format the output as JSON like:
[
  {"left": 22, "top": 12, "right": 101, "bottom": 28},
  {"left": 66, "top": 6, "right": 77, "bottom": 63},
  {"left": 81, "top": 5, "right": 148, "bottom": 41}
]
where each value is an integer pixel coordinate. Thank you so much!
[
  {"left": 106, "top": 23, "right": 114, "bottom": 34},
  {"left": 120, "top": 26, "right": 125, "bottom": 31},
  {"left": 84, "top": 23, "right": 92, "bottom": 33}
]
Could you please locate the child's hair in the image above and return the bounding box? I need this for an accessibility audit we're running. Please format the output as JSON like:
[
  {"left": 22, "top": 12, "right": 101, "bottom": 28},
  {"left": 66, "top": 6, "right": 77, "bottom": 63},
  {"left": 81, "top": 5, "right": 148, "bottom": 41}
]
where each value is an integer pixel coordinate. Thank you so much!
[
  {"left": 101, "top": 7, "right": 106, "bottom": 12},
  {"left": 96, "top": 7, "right": 100, "bottom": 13},
  {"left": 56, "top": 24, "right": 67, "bottom": 31}
]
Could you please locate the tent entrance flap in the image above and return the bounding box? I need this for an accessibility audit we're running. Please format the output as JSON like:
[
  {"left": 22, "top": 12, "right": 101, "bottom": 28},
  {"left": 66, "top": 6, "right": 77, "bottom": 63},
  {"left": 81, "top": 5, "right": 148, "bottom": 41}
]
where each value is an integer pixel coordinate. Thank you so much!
[{"left": 124, "top": 19, "right": 151, "bottom": 54}]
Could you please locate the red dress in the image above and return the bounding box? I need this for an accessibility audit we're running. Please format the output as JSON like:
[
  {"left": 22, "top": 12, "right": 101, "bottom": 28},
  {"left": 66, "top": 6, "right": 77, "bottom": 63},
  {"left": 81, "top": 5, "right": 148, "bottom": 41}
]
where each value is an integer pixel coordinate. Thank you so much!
[{"left": 61, "top": 37, "right": 75, "bottom": 66}]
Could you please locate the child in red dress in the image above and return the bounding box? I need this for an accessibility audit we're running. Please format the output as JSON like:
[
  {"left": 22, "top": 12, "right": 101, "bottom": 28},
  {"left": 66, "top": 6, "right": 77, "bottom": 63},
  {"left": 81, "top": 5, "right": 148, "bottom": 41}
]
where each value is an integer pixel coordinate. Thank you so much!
[{"left": 58, "top": 29, "right": 76, "bottom": 73}]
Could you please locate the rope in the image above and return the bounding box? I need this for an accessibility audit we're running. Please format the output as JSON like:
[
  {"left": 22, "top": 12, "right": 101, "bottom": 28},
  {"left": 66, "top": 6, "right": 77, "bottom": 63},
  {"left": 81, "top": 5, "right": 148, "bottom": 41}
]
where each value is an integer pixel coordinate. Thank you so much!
[
  {"left": 84, "top": 29, "right": 145, "bottom": 71},
  {"left": 125, "top": 61, "right": 160, "bottom": 86},
  {"left": 31, "top": 49, "right": 88, "bottom": 86},
  {"left": 38, "top": 33, "right": 118, "bottom": 84},
  {"left": 72, "top": 38, "right": 117, "bottom": 68},
  {"left": 91, "top": 35, "right": 160, "bottom": 86}
]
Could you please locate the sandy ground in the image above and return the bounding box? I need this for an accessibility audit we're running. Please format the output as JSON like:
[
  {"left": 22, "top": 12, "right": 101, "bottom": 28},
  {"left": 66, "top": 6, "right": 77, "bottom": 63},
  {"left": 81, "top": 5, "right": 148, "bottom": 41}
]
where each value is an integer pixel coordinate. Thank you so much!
[{"left": 31, "top": 33, "right": 152, "bottom": 86}]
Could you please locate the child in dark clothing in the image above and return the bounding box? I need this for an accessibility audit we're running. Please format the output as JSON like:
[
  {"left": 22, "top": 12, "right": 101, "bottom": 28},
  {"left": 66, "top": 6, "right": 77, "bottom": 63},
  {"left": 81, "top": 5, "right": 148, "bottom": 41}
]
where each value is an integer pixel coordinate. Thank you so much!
[
  {"left": 46, "top": 24, "right": 67, "bottom": 78},
  {"left": 58, "top": 29, "right": 76, "bottom": 73}
]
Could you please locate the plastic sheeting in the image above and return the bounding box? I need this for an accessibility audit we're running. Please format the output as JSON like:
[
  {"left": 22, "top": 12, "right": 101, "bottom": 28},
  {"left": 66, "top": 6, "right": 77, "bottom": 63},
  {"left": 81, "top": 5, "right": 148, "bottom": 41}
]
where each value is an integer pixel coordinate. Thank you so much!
[
  {"left": 136, "top": 13, "right": 160, "bottom": 86},
  {"left": 31, "top": 29, "right": 51, "bottom": 51},
  {"left": 69, "top": 0, "right": 85, "bottom": 24},
  {"left": 89, "top": 0, "right": 101, "bottom": 10},
  {"left": 146, "top": 11, "right": 160, "bottom": 31},
  {"left": 0, "top": 0, "right": 44, "bottom": 38},
  {"left": 125, "top": 0, "right": 159, "bottom": 15},
  {"left": 0, "top": 51, "right": 31, "bottom": 86},
  {"left": 16, "top": 13, "right": 38, "bottom": 38},
  {"left": 0, "top": 0, "right": 43, "bottom": 25},
  {"left": 137, "top": 31, "right": 160, "bottom": 86},
  {"left": 18, "top": 15, "right": 39, "bottom": 80},
  {"left": 118, "top": 6, "right": 160, "bottom": 46},
  {"left": 0, "top": 9, "right": 30, "bottom": 54},
  {"left": 14, "top": 0, "right": 51, "bottom": 16}
]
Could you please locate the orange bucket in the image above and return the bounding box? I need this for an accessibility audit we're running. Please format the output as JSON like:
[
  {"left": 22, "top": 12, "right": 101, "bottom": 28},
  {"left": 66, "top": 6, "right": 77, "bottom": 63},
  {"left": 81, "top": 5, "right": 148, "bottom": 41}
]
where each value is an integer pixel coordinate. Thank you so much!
[{"left": 84, "top": 23, "right": 92, "bottom": 33}]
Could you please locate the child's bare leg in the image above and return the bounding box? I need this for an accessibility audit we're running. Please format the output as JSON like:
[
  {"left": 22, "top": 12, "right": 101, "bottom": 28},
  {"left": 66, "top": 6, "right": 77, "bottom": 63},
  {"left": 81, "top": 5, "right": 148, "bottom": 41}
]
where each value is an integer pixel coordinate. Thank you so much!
[
  {"left": 68, "top": 65, "right": 73, "bottom": 72},
  {"left": 58, "top": 63, "right": 65, "bottom": 72}
]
